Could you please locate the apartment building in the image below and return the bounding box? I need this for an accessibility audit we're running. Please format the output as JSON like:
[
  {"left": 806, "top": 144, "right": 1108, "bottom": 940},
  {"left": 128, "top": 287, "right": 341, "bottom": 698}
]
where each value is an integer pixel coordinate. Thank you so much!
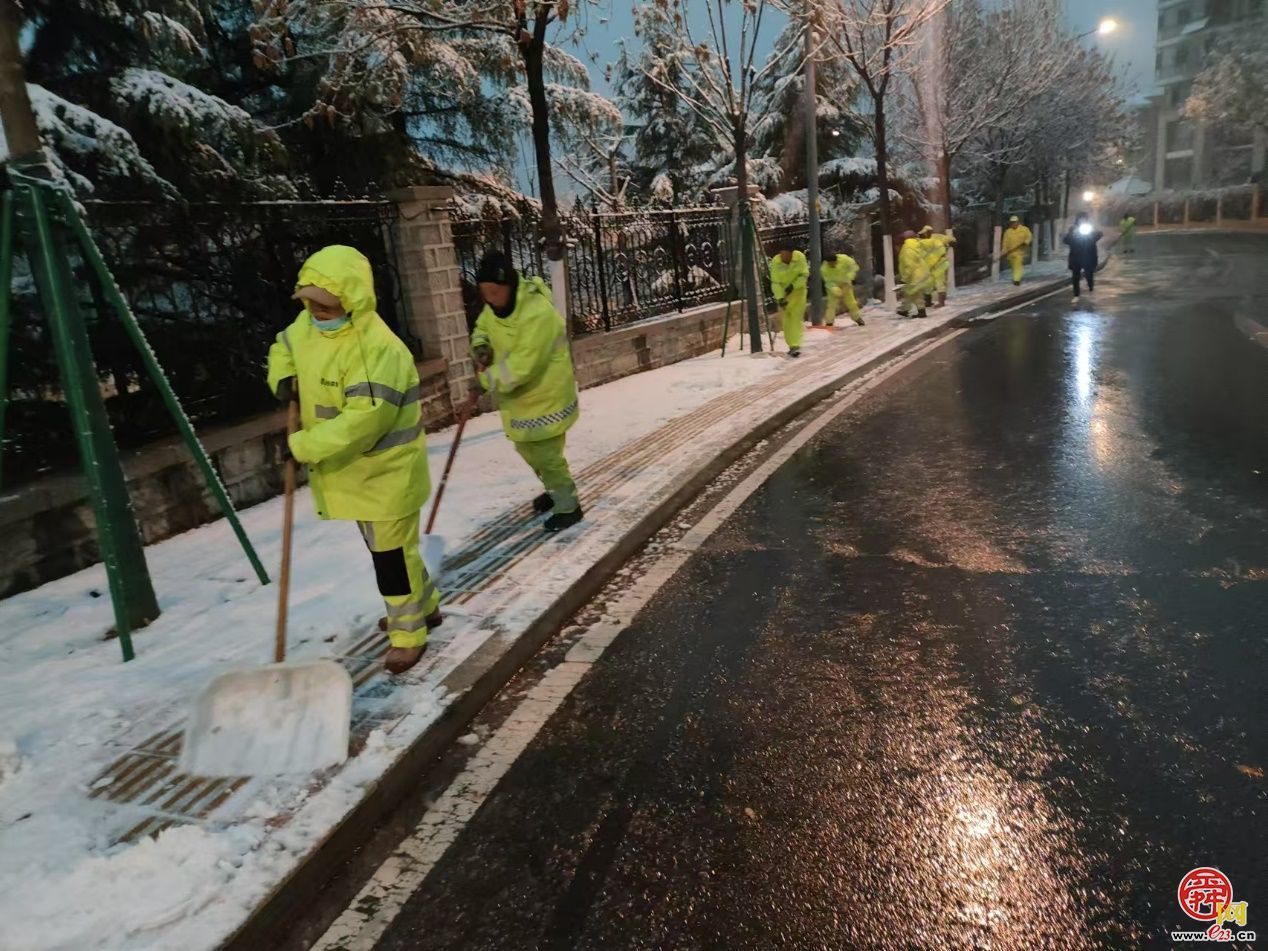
[{"left": 1153, "top": 0, "right": 1266, "bottom": 189}]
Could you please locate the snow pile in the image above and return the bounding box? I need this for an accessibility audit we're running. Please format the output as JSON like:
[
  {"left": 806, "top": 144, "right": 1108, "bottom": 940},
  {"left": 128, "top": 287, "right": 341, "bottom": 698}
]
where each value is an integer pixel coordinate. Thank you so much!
[
  {"left": 0, "top": 823, "right": 263, "bottom": 951},
  {"left": 0, "top": 334, "right": 804, "bottom": 950}
]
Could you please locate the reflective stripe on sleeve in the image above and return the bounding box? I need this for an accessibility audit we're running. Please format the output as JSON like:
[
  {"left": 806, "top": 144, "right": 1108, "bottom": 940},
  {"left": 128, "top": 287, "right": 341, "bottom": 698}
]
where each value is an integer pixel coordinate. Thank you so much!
[{"left": 344, "top": 382, "right": 421, "bottom": 406}]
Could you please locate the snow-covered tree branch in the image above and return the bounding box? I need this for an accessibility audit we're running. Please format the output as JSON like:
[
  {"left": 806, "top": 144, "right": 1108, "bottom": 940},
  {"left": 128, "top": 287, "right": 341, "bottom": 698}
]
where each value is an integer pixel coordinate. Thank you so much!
[{"left": 1185, "top": 31, "right": 1268, "bottom": 135}]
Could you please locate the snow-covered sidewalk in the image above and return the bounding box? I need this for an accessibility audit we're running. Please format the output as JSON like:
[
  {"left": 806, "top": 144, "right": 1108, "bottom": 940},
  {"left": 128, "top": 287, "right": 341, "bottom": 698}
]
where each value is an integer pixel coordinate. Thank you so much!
[{"left": 0, "top": 264, "right": 1068, "bottom": 951}]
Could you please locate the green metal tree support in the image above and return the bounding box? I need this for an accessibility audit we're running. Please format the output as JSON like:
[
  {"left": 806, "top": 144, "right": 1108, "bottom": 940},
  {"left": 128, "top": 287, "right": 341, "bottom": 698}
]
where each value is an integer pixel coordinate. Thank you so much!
[{"left": 1, "top": 168, "right": 269, "bottom": 661}]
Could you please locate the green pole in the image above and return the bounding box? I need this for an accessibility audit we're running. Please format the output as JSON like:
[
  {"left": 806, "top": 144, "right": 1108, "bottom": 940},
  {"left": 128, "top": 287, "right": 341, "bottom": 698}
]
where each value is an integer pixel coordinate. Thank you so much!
[
  {"left": 0, "top": 192, "right": 13, "bottom": 490},
  {"left": 739, "top": 204, "right": 763, "bottom": 353},
  {"left": 22, "top": 180, "right": 158, "bottom": 660},
  {"left": 747, "top": 215, "right": 776, "bottom": 350},
  {"left": 58, "top": 191, "right": 269, "bottom": 586}
]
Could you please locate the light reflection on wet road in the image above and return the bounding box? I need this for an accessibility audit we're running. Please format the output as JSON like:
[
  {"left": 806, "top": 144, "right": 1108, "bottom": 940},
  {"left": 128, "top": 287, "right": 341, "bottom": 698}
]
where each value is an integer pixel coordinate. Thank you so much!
[{"left": 376, "top": 235, "right": 1268, "bottom": 950}]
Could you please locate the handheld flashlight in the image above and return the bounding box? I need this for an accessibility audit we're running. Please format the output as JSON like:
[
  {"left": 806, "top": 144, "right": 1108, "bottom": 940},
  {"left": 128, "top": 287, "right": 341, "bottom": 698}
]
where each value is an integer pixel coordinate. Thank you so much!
[{"left": 1078, "top": 222, "right": 1094, "bottom": 236}]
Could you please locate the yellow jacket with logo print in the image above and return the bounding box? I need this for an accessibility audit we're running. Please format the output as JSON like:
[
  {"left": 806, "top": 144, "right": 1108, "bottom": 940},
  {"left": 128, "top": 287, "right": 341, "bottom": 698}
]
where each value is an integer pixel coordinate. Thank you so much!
[
  {"left": 470, "top": 275, "right": 579, "bottom": 444},
  {"left": 266, "top": 245, "right": 430, "bottom": 522}
]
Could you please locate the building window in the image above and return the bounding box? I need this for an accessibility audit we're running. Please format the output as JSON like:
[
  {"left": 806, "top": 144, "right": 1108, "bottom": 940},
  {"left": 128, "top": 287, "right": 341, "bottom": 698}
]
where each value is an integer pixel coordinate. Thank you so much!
[
  {"left": 1167, "top": 119, "right": 1196, "bottom": 152},
  {"left": 1168, "top": 82, "right": 1192, "bottom": 108},
  {"left": 1175, "top": 44, "right": 1190, "bottom": 68},
  {"left": 1166, "top": 156, "right": 1195, "bottom": 188},
  {"left": 1156, "top": 50, "right": 1164, "bottom": 72}
]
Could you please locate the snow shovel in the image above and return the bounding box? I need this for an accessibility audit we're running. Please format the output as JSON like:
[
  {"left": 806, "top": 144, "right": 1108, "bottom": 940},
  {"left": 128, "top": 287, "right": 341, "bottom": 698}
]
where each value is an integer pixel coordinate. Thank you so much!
[
  {"left": 181, "top": 401, "right": 352, "bottom": 778},
  {"left": 421, "top": 391, "right": 478, "bottom": 580}
]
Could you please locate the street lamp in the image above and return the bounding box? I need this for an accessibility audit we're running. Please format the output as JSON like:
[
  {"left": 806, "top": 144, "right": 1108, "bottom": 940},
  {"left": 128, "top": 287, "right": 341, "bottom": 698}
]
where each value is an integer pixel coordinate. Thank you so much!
[
  {"left": 1077, "top": 17, "right": 1119, "bottom": 39},
  {"left": 1082, "top": 189, "right": 1096, "bottom": 202}
]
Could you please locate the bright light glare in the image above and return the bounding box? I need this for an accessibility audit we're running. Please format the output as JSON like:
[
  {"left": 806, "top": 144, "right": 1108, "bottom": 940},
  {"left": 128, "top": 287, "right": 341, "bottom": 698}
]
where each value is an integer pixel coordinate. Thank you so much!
[
  {"left": 1082, "top": 190, "right": 1096, "bottom": 202},
  {"left": 831, "top": 129, "right": 841, "bottom": 137},
  {"left": 1078, "top": 222, "right": 1094, "bottom": 235},
  {"left": 1098, "top": 17, "right": 1119, "bottom": 35}
]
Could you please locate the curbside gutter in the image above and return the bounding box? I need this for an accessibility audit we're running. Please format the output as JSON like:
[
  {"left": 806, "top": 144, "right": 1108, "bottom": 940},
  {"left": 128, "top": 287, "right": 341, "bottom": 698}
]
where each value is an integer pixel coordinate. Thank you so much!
[{"left": 221, "top": 272, "right": 1070, "bottom": 950}]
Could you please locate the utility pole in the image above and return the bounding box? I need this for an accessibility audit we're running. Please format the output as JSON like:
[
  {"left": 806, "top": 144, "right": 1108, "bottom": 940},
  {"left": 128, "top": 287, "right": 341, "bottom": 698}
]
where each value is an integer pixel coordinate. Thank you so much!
[{"left": 804, "top": 18, "right": 823, "bottom": 325}]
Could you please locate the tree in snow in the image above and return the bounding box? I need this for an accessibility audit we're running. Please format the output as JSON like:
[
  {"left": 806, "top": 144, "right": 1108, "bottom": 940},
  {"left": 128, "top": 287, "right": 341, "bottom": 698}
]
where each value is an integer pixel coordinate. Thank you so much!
[
  {"left": 623, "top": 0, "right": 801, "bottom": 349},
  {"left": 1186, "top": 31, "right": 1268, "bottom": 138},
  {"left": 960, "top": 37, "right": 1132, "bottom": 217},
  {"left": 611, "top": 32, "right": 720, "bottom": 204},
  {"left": 816, "top": 0, "right": 949, "bottom": 235},
  {"left": 748, "top": 21, "right": 865, "bottom": 196},
  {"left": 252, "top": 0, "right": 621, "bottom": 260},
  {"left": 13, "top": 0, "right": 296, "bottom": 198},
  {"left": 896, "top": 0, "right": 1068, "bottom": 229}
]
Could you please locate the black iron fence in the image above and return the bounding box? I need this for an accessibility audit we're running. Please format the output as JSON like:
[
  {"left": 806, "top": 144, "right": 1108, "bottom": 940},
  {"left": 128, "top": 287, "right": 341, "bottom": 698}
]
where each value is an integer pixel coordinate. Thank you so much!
[
  {"left": 453, "top": 206, "right": 738, "bottom": 335},
  {"left": 4, "top": 199, "right": 408, "bottom": 482},
  {"left": 451, "top": 206, "right": 848, "bottom": 334}
]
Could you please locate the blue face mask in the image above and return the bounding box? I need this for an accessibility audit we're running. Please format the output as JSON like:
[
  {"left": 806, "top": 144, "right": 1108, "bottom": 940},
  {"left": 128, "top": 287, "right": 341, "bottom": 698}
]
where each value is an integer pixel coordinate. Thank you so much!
[{"left": 311, "top": 312, "right": 351, "bottom": 332}]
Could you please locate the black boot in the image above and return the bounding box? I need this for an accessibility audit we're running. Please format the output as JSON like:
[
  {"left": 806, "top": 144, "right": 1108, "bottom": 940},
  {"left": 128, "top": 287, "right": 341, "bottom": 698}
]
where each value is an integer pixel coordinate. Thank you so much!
[
  {"left": 543, "top": 507, "right": 584, "bottom": 533},
  {"left": 532, "top": 492, "right": 554, "bottom": 513}
]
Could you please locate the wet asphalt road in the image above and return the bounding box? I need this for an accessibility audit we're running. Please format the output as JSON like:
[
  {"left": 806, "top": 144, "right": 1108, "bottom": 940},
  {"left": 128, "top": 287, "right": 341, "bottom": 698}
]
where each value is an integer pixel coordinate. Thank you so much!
[{"left": 376, "top": 234, "right": 1268, "bottom": 950}]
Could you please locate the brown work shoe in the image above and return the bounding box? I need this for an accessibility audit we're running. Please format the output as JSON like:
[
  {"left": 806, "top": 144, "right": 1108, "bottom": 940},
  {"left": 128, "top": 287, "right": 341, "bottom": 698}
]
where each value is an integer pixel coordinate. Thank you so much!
[{"left": 385, "top": 643, "right": 428, "bottom": 675}]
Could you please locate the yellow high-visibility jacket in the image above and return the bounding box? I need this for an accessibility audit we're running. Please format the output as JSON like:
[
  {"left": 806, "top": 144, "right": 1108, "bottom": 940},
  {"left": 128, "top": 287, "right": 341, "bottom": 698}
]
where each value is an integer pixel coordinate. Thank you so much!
[
  {"left": 266, "top": 245, "right": 430, "bottom": 522},
  {"left": 821, "top": 253, "right": 860, "bottom": 287},
  {"left": 898, "top": 238, "right": 932, "bottom": 288},
  {"left": 1001, "top": 224, "right": 1032, "bottom": 257},
  {"left": 769, "top": 251, "right": 810, "bottom": 300},
  {"left": 471, "top": 275, "right": 579, "bottom": 444},
  {"left": 922, "top": 233, "right": 953, "bottom": 269}
]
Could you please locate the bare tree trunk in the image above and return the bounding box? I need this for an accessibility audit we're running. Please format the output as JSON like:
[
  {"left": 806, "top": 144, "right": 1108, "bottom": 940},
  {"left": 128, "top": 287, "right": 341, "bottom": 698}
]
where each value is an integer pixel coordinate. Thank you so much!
[
  {"left": 0, "top": 0, "right": 43, "bottom": 162},
  {"left": 521, "top": 12, "right": 563, "bottom": 261},
  {"left": 939, "top": 148, "right": 953, "bottom": 232},
  {"left": 874, "top": 97, "right": 893, "bottom": 234}
]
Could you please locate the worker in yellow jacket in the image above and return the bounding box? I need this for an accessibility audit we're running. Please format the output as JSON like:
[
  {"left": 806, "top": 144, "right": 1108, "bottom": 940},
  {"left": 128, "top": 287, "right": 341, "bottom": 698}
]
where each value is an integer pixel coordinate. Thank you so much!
[
  {"left": 769, "top": 244, "right": 809, "bottom": 357},
  {"left": 821, "top": 250, "right": 864, "bottom": 327},
  {"left": 897, "top": 230, "right": 932, "bottom": 318},
  {"left": 471, "top": 252, "right": 582, "bottom": 533},
  {"left": 1000, "top": 215, "right": 1032, "bottom": 286},
  {"left": 268, "top": 245, "right": 438, "bottom": 675},
  {"left": 919, "top": 225, "right": 956, "bottom": 307}
]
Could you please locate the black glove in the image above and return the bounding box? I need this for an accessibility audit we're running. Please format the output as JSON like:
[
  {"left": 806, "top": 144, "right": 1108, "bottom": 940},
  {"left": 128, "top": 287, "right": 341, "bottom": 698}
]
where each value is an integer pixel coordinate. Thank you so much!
[
  {"left": 276, "top": 376, "right": 298, "bottom": 403},
  {"left": 472, "top": 345, "right": 493, "bottom": 372}
]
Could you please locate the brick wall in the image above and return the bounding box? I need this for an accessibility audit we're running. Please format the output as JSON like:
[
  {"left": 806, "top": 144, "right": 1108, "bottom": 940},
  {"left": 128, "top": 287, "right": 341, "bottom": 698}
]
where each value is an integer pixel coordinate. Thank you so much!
[
  {"left": 0, "top": 359, "right": 454, "bottom": 598},
  {"left": 571, "top": 300, "right": 734, "bottom": 390}
]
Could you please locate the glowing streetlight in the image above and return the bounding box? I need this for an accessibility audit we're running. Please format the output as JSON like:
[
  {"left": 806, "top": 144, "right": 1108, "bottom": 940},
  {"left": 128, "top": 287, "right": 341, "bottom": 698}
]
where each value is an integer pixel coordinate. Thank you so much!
[
  {"left": 1082, "top": 189, "right": 1096, "bottom": 202},
  {"left": 1077, "top": 17, "right": 1120, "bottom": 39}
]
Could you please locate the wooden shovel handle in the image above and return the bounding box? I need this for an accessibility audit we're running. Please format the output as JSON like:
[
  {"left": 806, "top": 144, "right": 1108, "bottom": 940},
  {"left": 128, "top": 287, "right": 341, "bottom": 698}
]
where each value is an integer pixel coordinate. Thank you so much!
[
  {"left": 275, "top": 400, "right": 298, "bottom": 664},
  {"left": 425, "top": 392, "right": 478, "bottom": 536}
]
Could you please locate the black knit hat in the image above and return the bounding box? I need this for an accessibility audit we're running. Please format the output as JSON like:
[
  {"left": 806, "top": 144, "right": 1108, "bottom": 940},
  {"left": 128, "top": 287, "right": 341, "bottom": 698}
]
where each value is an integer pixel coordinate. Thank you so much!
[{"left": 476, "top": 251, "right": 517, "bottom": 286}]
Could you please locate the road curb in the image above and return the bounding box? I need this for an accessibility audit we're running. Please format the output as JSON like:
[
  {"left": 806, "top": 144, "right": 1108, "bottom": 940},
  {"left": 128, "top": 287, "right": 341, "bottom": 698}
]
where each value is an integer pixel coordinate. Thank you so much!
[{"left": 221, "top": 274, "right": 1069, "bottom": 950}]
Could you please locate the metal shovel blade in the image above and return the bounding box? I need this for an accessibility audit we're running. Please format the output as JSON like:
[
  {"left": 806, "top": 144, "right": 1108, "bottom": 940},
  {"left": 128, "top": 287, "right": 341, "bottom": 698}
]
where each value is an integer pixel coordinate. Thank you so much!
[
  {"left": 421, "top": 533, "right": 446, "bottom": 581},
  {"left": 180, "top": 659, "right": 352, "bottom": 778}
]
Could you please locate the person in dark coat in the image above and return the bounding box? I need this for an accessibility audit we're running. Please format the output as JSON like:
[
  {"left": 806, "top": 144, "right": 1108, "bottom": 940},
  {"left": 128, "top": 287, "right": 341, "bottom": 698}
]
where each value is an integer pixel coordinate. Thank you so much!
[{"left": 1063, "top": 212, "right": 1103, "bottom": 303}]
